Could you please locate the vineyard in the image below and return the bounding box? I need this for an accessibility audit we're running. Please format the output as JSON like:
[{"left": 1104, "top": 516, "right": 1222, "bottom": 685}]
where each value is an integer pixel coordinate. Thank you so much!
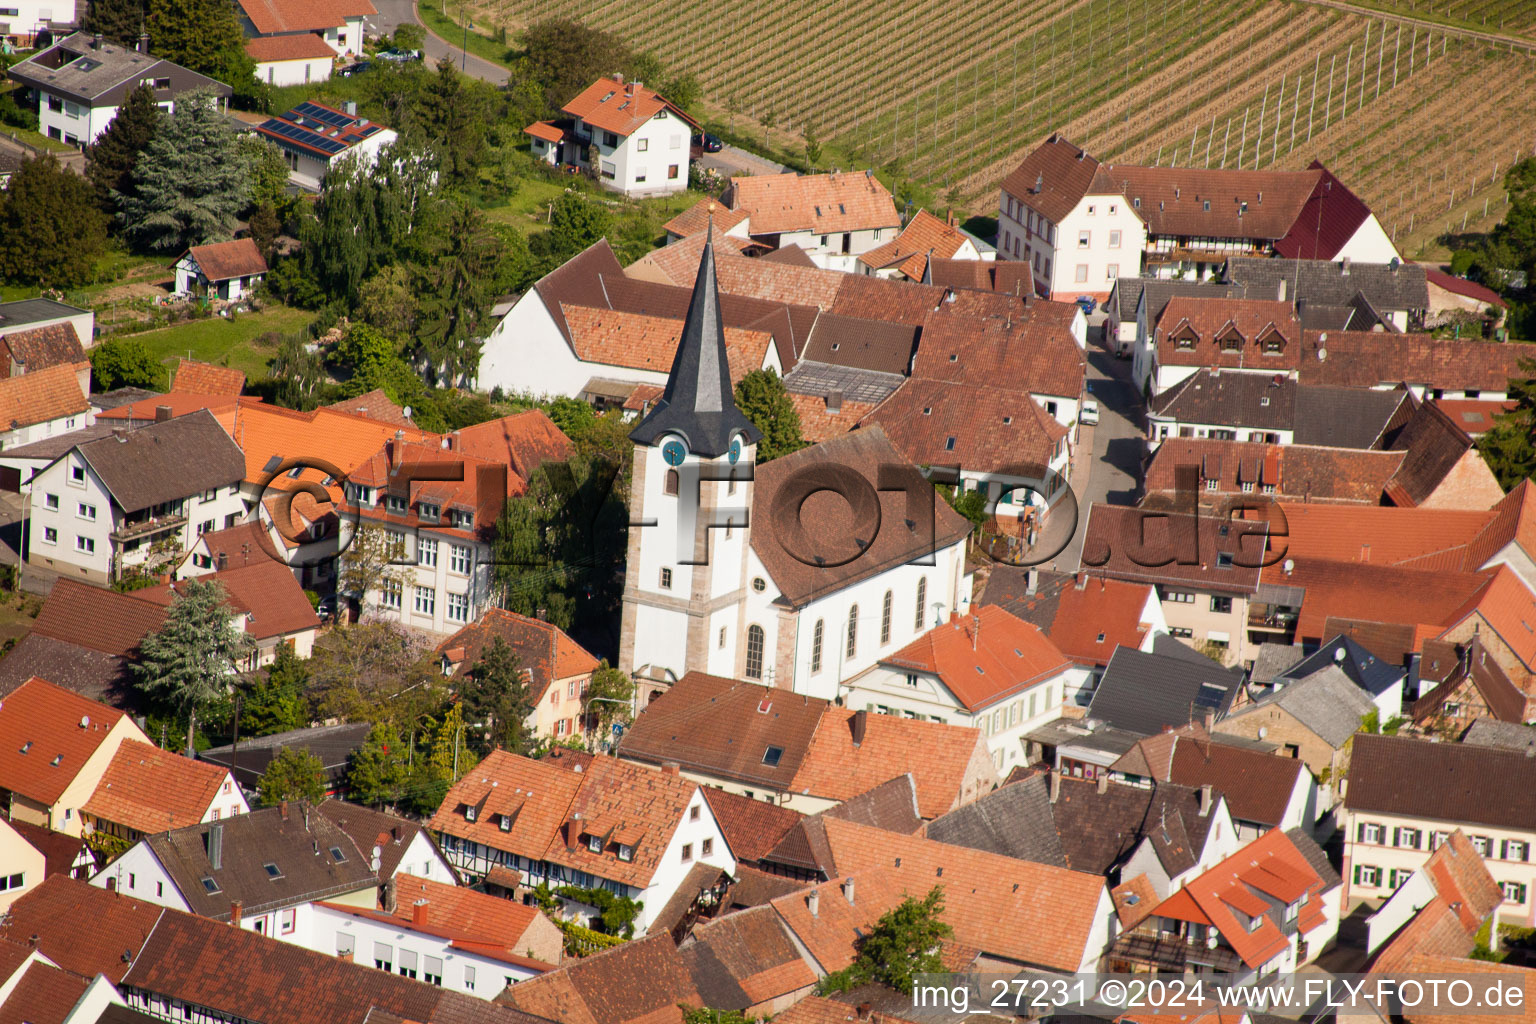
[{"left": 470, "top": 0, "right": 1536, "bottom": 255}]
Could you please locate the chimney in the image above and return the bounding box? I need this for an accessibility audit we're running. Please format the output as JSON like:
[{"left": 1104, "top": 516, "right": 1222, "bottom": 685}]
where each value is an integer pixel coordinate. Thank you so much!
[
  {"left": 216, "top": 552, "right": 227, "bottom": 570},
  {"left": 1075, "top": 572, "right": 1088, "bottom": 591},
  {"left": 850, "top": 709, "right": 868, "bottom": 748},
  {"left": 661, "top": 761, "right": 680, "bottom": 776},
  {"left": 1033, "top": 173, "right": 1043, "bottom": 194},
  {"left": 391, "top": 430, "right": 406, "bottom": 467},
  {"left": 412, "top": 899, "right": 429, "bottom": 928},
  {"left": 229, "top": 900, "right": 242, "bottom": 927},
  {"left": 1025, "top": 569, "right": 1038, "bottom": 595},
  {"left": 209, "top": 822, "right": 224, "bottom": 871},
  {"left": 971, "top": 614, "right": 980, "bottom": 652},
  {"left": 1048, "top": 769, "right": 1061, "bottom": 804},
  {"left": 1199, "top": 784, "right": 1213, "bottom": 817},
  {"left": 343, "top": 100, "right": 358, "bottom": 118},
  {"left": 391, "top": 825, "right": 402, "bottom": 843},
  {"left": 279, "top": 800, "right": 289, "bottom": 821},
  {"left": 1097, "top": 773, "right": 1108, "bottom": 794},
  {"left": 842, "top": 877, "right": 855, "bottom": 904},
  {"left": 824, "top": 390, "right": 843, "bottom": 415},
  {"left": 447, "top": 430, "right": 460, "bottom": 451},
  {"left": 1340, "top": 257, "right": 1351, "bottom": 275},
  {"left": 857, "top": 1004, "right": 873, "bottom": 1021},
  {"left": 1202, "top": 711, "right": 1215, "bottom": 732},
  {"left": 91, "top": 33, "right": 102, "bottom": 49},
  {"left": 138, "top": 31, "right": 149, "bottom": 53},
  {"left": 807, "top": 889, "right": 820, "bottom": 917},
  {"left": 382, "top": 878, "right": 397, "bottom": 914},
  {"left": 1276, "top": 278, "right": 1287, "bottom": 303}
]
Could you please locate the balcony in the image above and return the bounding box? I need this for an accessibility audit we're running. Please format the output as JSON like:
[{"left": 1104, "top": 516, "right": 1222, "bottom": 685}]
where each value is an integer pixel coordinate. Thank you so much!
[
  {"left": 1248, "top": 604, "right": 1299, "bottom": 634},
  {"left": 110, "top": 513, "right": 187, "bottom": 544}
]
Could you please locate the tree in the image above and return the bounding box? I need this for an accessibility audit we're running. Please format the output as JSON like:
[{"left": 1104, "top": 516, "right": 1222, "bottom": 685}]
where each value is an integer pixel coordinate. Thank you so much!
[
  {"left": 117, "top": 89, "right": 249, "bottom": 251},
  {"left": 338, "top": 521, "right": 410, "bottom": 613},
  {"left": 937, "top": 482, "right": 988, "bottom": 529},
  {"left": 86, "top": 84, "right": 159, "bottom": 210},
  {"left": 346, "top": 722, "right": 409, "bottom": 807},
  {"left": 585, "top": 662, "right": 632, "bottom": 742},
  {"left": 145, "top": 0, "right": 255, "bottom": 96},
  {"left": 133, "top": 580, "right": 254, "bottom": 754},
  {"left": 412, "top": 199, "right": 500, "bottom": 384},
  {"left": 81, "top": 0, "right": 148, "bottom": 47},
  {"left": 357, "top": 266, "right": 418, "bottom": 342},
  {"left": 308, "top": 621, "right": 444, "bottom": 728},
  {"left": 803, "top": 124, "right": 822, "bottom": 172},
  {"left": 518, "top": 19, "right": 632, "bottom": 112},
  {"left": 89, "top": 337, "right": 162, "bottom": 391},
  {"left": 239, "top": 135, "right": 289, "bottom": 212},
  {"left": 248, "top": 203, "right": 281, "bottom": 262},
  {"left": 1478, "top": 357, "right": 1536, "bottom": 489},
  {"left": 459, "top": 638, "right": 535, "bottom": 755},
  {"left": 821, "top": 886, "right": 953, "bottom": 995},
  {"left": 0, "top": 156, "right": 108, "bottom": 288},
  {"left": 241, "top": 644, "right": 310, "bottom": 735},
  {"left": 416, "top": 59, "right": 491, "bottom": 184},
  {"left": 403, "top": 704, "right": 477, "bottom": 815},
  {"left": 733, "top": 369, "right": 806, "bottom": 462},
  {"left": 548, "top": 192, "right": 611, "bottom": 255},
  {"left": 257, "top": 746, "right": 326, "bottom": 805},
  {"left": 266, "top": 334, "right": 326, "bottom": 411}
]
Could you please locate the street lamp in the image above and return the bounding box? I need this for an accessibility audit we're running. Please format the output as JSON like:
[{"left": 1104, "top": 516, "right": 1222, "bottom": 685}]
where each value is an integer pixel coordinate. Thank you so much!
[{"left": 461, "top": 12, "right": 471, "bottom": 71}]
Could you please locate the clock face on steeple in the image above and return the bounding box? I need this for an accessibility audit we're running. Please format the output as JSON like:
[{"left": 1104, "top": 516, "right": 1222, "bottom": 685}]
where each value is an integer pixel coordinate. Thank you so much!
[
  {"left": 662, "top": 439, "right": 688, "bottom": 467},
  {"left": 728, "top": 437, "right": 742, "bottom": 465}
]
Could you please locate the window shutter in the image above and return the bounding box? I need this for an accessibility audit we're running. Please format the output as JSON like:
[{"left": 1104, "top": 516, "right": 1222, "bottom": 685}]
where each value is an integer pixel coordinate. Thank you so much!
[
  {"left": 1352, "top": 864, "right": 1362, "bottom": 885},
  {"left": 1356, "top": 822, "right": 1367, "bottom": 844}
]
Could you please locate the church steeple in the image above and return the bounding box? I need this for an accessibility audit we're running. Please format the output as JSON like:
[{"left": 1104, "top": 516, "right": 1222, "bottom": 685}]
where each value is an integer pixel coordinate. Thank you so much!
[{"left": 629, "top": 226, "right": 762, "bottom": 458}]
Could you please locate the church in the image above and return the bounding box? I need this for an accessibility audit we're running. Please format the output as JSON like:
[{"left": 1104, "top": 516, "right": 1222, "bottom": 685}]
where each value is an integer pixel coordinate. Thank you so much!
[{"left": 618, "top": 232, "right": 975, "bottom": 704}]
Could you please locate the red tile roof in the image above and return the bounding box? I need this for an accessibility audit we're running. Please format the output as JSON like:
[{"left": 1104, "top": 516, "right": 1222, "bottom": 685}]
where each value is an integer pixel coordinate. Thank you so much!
[
  {"left": 1433, "top": 398, "right": 1518, "bottom": 436},
  {"left": 0, "top": 362, "right": 87, "bottom": 429},
  {"left": 1270, "top": 502, "right": 1495, "bottom": 570},
  {"left": 235, "top": 0, "right": 374, "bottom": 36},
  {"left": 1155, "top": 296, "right": 1301, "bottom": 370},
  {"left": 135, "top": 560, "right": 320, "bottom": 641},
  {"left": 985, "top": 569, "right": 1157, "bottom": 668},
  {"left": 322, "top": 388, "right": 416, "bottom": 427},
  {"left": 96, "top": 392, "right": 239, "bottom": 423},
  {"left": 1106, "top": 164, "right": 1322, "bottom": 241},
  {"left": 0, "top": 876, "right": 162, "bottom": 983},
  {"left": 435, "top": 608, "right": 598, "bottom": 705},
  {"left": 82, "top": 739, "right": 231, "bottom": 835},
  {"left": 561, "top": 305, "right": 773, "bottom": 381},
  {"left": 453, "top": 410, "right": 573, "bottom": 485},
  {"left": 1424, "top": 267, "right": 1507, "bottom": 308},
  {"left": 880, "top": 605, "right": 1070, "bottom": 712},
  {"left": 1464, "top": 479, "right": 1536, "bottom": 570},
  {"left": 1144, "top": 438, "right": 1403, "bottom": 505},
  {"left": 1298, "top": 330, "right": 1529, "bottom": 392},
  {"left": 170, "top": 359, "right": 246, "bottom": 397},
  {"left": 1151, "top": 827, "right": 1332, "bottom": 969},
  {"left": 29, "top": 579, "right": 166, "bottom": 657},
  {"left": 999, "top": 134, "right": 1104, "bottom": 225},
  {"left": 1273, "top": 559, "right": 1492, "bottom": 646},
  {"left": 856, "top": 209, "right": 972, "bottom": 278},
  {"left": 786, "top": 392, "right": 877, "bottom": 443},
  {"left": 0, "top": 322, "right": 86, "bottom": 377},
  {"left": 911, "top": 305, "right": 1085, "bottom": 401},
  {"left": 728, "top": 171, "right": 900, "bottom": 236},
  {"left": 561, "top": 77, "right": 695, "bottom": 138},
  {"left": 860, "top": 377, "right": 1066, "bottom": 476},
  {"left": 662, "top": 198, "right": 750, "bottom": 239},
  {"left": 1, "top": 960, "right": 90, "bottom": 1024},
  {"left": 245, "top": 32, "right": 337, "bottom": 61},
  {"left": 1116, "top": 726, "right": 1305, "bottom": 829},
  {"left": 1272, "top": 163, "right": 1376, "bottom": 260},
  {"left": 182, "top": 239, "right": 268, "bottom": 285},
  {"left": 701, "top": 787, "right": 804, "bottom": 863},
  {"left": 0, "top": 678, "right": 131, "bottom": 805},
  {"left": 1446, "top": 565, "right": 1536, "bottom": 670},
  {"left": 523, "top": 120, "right": 565, "bottom": 144}
]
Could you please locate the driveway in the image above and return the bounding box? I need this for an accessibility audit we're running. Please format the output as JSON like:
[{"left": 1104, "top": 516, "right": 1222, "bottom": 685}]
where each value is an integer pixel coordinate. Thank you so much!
[
  {"left": 700, "top": 144, "right": 785, "bottom": 179},
  {"left": 368, "top": 0, "right": 508, "bottom": 84},
  {"left": 1056, "top": 321, "right": 1146, "bottom": 568}
]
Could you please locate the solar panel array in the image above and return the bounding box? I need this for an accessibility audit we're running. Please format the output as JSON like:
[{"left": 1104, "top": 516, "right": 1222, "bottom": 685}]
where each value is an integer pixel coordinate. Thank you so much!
[
  {"left": 291, "top": 101, "right": 353, "bottom": 129},
  {"left": 258, "top": 118, "right": 347, "bottom": 156}
]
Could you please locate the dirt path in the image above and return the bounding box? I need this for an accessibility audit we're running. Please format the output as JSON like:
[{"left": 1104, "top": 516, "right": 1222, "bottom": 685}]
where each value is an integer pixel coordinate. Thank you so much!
[{"left": 1293, "top": 0, "right": 1536, "bottom": 51}]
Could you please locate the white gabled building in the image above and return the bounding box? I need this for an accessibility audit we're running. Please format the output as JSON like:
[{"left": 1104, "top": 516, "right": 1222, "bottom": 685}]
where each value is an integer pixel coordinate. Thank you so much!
[
  {"left": 253, "top": 100, "right": 397, "bottom": 191},
  {"left": 721, "top": 170, "right": 902, "bottom": 273},
  {"left": 526, "top": 76, "right": 697, "bottom": 198},
  {"left": 617, "top": 235, "right": 974, "bottom": 700}
]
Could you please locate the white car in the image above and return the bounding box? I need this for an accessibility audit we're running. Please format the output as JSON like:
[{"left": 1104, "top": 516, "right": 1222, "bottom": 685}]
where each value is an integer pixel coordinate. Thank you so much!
[{"left": 1080, "top": 399, "right": 1100, "bottom": 426}]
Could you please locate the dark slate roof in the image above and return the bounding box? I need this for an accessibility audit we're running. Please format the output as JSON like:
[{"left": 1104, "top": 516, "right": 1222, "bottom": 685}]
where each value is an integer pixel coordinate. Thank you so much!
[
  {"left": 924, "top": 773, "right": 1067, "bottom": 867},
  {"left": 1383, "top": 401, "right": 1476, "bottom": 506},
  {"left": 628, "top": 233, "right": 763, "bottom": 458},
  {"left": 7, "top": 32, "right": 229, "bottom": 105},
  {"left": 1247, "top": 643, "right": 1305, "bottom": 687},
  {"left": 1, "top": 421, "right": 141, "bottom": 462},
  {"left": 1344, "top": 733, "right": 1536, "bottom": 831},
  {"left": 1279, "top": 634, "right": 1406, "bottom": 698},
  {"left": 143, "top": 805, "right": 378, "bottom": 919},
  {"left": 1087, "top": 646, "right": 1242, "bottom": 737},
  {"left": 1291, "top": 385, "right": 1410, "bottom": 448},
  {"left": 821, "top": 773, "right": 924, "bottom": 833},
  {"left": 1462, "top": 720, "right": 1536, "bottom": 754},
  {"left": 1231, "top": 665, "right": 1376, "bottom": 748},
  {"left": 0, "top": 633, "right": 133, "bottom": 708},
  {"left": 1226, "top": 256, "right": 1428, "bottom": 312},
  {"left": 199, "top": 722, "right": 371, "bottom": 790},
  {"left": 75, "top": 409, "right": 244, "bottom": 514},
  {"left": 92, "top": 387, "right": 159, "bottom": 411},
  {"left": 1119, "top": 279, "right": 1246, "bottom": 325},
  {"left": 1284, "top": 826, "right": 1342, "bottom": 890},
  {"left": 314, "top": 800, "right": 438, "bottom": 883},
  {"left": 0, "top": 298, "right": 89, "bottom": 332},
  {"left": 1151, "top": 371, "right": 1297, "bottom": 432}
]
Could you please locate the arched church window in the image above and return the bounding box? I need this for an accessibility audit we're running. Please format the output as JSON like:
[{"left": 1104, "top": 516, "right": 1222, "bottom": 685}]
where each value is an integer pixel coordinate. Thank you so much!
[{"left": 746, "top": 625, "right": 765, "bottom": 680}]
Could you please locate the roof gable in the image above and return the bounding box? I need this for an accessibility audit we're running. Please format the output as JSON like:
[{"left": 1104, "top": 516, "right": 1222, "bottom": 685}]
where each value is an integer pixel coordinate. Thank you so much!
[
  {"left": 82, "top": 739, "right": 230, "bottom": 835},
  {"left": 0, "top": 677, "right": 132, "bottom": 805},
  {"left": 879, "top": 605, "right": 1070, "bottom": 711}
]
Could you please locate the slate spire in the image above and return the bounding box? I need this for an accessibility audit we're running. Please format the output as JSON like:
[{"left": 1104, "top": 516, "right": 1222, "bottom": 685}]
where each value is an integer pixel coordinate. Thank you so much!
[{"left": 628, "top": 223, "right": 762, "bottom": 457}]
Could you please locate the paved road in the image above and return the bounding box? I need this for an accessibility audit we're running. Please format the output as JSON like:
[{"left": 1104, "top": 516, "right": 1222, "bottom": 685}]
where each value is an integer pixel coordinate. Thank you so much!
[
  {"left": 369, "top": 0, "right": 509, "bottom": 84},
  {"left": 1055, "top": 320, "right": 1147, "bottom": 570},
  {"left": 700, "top": 144, "right": 785, "bottom": 179}
]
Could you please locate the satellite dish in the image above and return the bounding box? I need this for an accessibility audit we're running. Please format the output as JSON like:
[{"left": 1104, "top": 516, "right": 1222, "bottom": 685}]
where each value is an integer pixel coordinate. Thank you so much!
[
  {"left": 371, "top": 845, "right": 382, "bottom": 873},
  {"left": 1258, "top": 727, "right": 1268, "bottom": 739},
  {"left": 1334, "top": 648, "right": 1347, "bottom": 663},
  {"left": 1317, "top": 347, "right": 1328, "bottom": 361}
]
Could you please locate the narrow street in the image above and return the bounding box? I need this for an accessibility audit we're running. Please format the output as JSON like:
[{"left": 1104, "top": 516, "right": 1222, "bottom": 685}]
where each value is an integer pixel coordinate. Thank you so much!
[{"left": 369, "top": 0, "right": 509, "bottom": 85}]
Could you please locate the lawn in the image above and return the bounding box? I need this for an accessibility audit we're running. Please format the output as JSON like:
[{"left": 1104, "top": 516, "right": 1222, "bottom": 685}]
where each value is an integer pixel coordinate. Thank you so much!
[
  {"left": 130, "top": 304, "right": 313, "bottom": 384},
  {"left": 480, "top": 176, "right": 570, "bottom": 235},
  {"left": 0, "top": 124, "right": 74, "bottom": 154}
]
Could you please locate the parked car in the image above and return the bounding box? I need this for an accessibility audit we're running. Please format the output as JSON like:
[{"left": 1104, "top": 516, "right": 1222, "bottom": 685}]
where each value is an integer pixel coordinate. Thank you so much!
[
  {"left": 1080, "top": 399, "right": 1100, "bottom": 426},
  {"left": 691, "top": 132, "right": 723, "bottom": 153},
  {"left": 339, "top": 60, "right": 372, "bottom": 77},
  {"left": 375, "top": 48, "right": 421, "bottom": 62},
  {"left": 316, "top": 596, "right": 336, "bottom": 620},
  {"left": 1075, "top": 295, "right": 1097, "bottom": 315}
]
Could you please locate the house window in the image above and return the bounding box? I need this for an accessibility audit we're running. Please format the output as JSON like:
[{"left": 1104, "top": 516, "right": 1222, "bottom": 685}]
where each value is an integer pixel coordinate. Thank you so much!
[
  {"left": 1210, "top": 596, "right": 1232, "bottom": 614},
  {"left": 1087, "top": 205, "right": 1095, "bottom": 216},
  {"left": 690, "top": 805, "right": 700, "bottom": 822},
  {"left": 1109, "top": 230, "right": 1121, "bottom": 248},
  {"left": 419, "top": 503, "right": 440, "bottom": 522},
  {"left": 668, "top": 164, "right": 679, "bottom": 179},
  {"left": 464, "top": 965, "right": 476, "bottom": 992},
  {"left": 1471, "top": 835, "right": 1492, "bottom": 856},
  {"left": 413, "top": 586, "right": 435, "bottom": 616},
  {"left": 44, "top": 493, "right": 58, "bottom": 510},
  {"left": 915, "top": 578, "right": 927, "bottom": 631},
  {"left": 336, "top": 934, "right": 355, "bottom": 960},
  {"left": 423, "top": 956, "right": 444, "bottom": 986},
  {"left": 75, "top": 536, "right": 95, "bottom": 554},
  {"left": 1169, "top": 627, "right": 1193, "bottom": 638},
  {"left": 603, "top": 131, "right": 618, "bottom": 147},
  {"left": 637, "top": 138, "right": 648, "bottom": 152},
  {"left": 745, "top": 624, "right": 765, "bottom": 680},
  {"left": 1353, "top": 865, "right": 1382, "bottom": 887},
  {"left": 1075, "top": 264, "right": 1088, "bottom": 283},
  {"left": 374, "top": 943, "right": 393, "bottom": 971},
  {"left": 381, "top": 581, "right": 402, "bottom": 610},
  {"left": 618, "top": 844, "right": 633, "bottom": 861},
  {"left": 398, "top": 949, "right": 418, "bottom": 979},
  {"left": 281, "top": 909, "right": 295, "bottom": 933},
  {"left": 659, "top": 567, "right": 673, "bottom": 589},
  {"left": 880, "top": 590, "right": 893, "bottom": 645},
  {"left": 811, "top": 619, "right": 824, "bottom": 673},
  {"left": 601, "top": 161, "right": 616, "bottom": 180},
  {"left": 199, "top": 519, "right": 214, "bottom": 535},
  {"left": 1503, "top": 840, "right": 1531, "bottom": 862},
  {"left": 1176, "top": 334, "right": 1197, "bottom": 350},
  {"left": 1358, "top": 823, "right": 1384, "bottom": 845},
  {"left": 42, "top": 528, "right": 56, "bottom": 545},
  {"left": 681, "top": 844, "right": 693, "bottom": 862},
  {"left": 1106, "top": 264, "right": 1119, "bottom": 280},
  {"left": 846, "top": 605, "right": 858, "bottom": 659},
  {"left": 386, "top": 495, "right": 407, "bottom": 515},
  {"left": 635, "top": 172, "right": 647, "bottom": 183},
  {"left": 450, "top": 544, "right": 471, "bottom": 574},
  {"left": 1078, "top": 231, "right": 1090, "bottom": 248},
  {"left": 702, "top": 838, "right": 713, "bottom": 857},
  {"left": 587, "top": 834, "right": 603, "bottom": 853},
  {"left": 446, "top": 592, "right": 469, "bottom": 623},
  {"left": 1504, "top": 882, "right": 1528, "bottom": 904},
  {"left": 418, "top": 537, "right": 437, "bottom": 567},
  {"left": 77, "top": 502, "right": 96, "bottom": 521},
  {"left": 718, "top": 627, "right": 727, "bottom": 649}
]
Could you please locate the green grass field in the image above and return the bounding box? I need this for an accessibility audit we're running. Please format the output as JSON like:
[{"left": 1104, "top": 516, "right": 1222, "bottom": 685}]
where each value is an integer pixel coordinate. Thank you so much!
[{"left": 129, "top": 304, "right": 312, "bottom": 385}]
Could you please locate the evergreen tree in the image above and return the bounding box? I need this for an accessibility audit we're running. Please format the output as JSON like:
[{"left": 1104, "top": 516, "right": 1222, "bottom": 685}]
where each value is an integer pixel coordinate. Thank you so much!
[
  {"left": 459, "top": 638, "right": 535, "bottom": 755},
  {"left": 88, "top": 337, "right": 160, "bottom": 391},
  {"left": 133, "top": 580, "right": 254, "bottom": 754},
  {"left": 412, "top": 199, "right": 499, "bottom": 384},
  {"left": 81, "top": 0, "right": 148, "bottom": 47},
  {"left": 238, "top": 135, "right": 289, "bottom": 212},
  {"left": 733, "top": 369, "right": 806, "bottom": 462},
  {"left": 402, "top": 705, "right": 477, "bottom": 815},
  {"left": 821, "top": 886, "right": 953, "bottom": 995},
  {"left": 1478, "top": 357, "right": 1536, "bottom": 490},
  {"left": 117, "top": 88, "right": 250, "bottom": 251},
  {"left": 241, "top": 644, "right": 310, "bottom": 736},
  {"left": 145, "top": 0, "right": 256, "bottom": 95},
  {"left": 257, "top": 746, "right": 326, "bottom": 805},
  {"left": 416, "top": 59, "right": 490, "bottom": 184},
  {"left": 0, "top": 156, "right": 108, "bottom": 288},
  {"left": 85, "top": 84, "right": 159, "bottom": 210},
  {"left": 346, "top": 722, "right": 409, "bottom": 807}
]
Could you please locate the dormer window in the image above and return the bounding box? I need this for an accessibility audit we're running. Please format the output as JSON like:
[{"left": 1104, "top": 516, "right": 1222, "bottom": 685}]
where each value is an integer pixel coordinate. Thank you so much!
[
  {"left": 1175, "top": 333, "right": 1197, "bottom": 350},
  {"left": 1247, "top": 913, "right": 1263, "bottom": 932},
  {"left": 618, "top": 844, "right": 634, "bottom": 862},
  {"left": 499, "top": 815, "right": 512, "bottom": 832},
  {"left": 1262, "top": 332, "right": 1285, "bottom": 354},
  {"left": 419, "top": 503, "right": 440, "bottom": 522},
  {"left": 587, "top": 834, "right": 603, "bottom": 854},
  {"left": 385, "top": 495, "right": 407, "bottom": 515},
  {"left": 465, "top": 805, "right": 478, "bottom": 822}
]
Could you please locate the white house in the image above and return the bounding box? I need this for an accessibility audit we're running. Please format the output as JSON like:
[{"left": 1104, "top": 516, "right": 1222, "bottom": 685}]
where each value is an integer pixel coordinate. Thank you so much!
[
  {"left": 723, "top": 171, "right": 902, "bottom": 273},
  {"left": 856, "top": 208, "right": 994, "bottom": 281},
  {"left": 0, "top": 297, "right": 94, "bottom": 351},
  {"left": 0, "top": 0, "right": 76, "bottom": 45},
  {"left": 172, "top": 238, "right": 268, "bottom": 302},
  {"left": 254, "top": 100, "right": 397, "bottom": 191},
  {"left": 6, "top": 32, "right": 231, "bottom": 148},
  {"left": 429, "top": 751, "right": 736, "bottom": 936},
  {"left": 0, "top": 362, "right": 91, "bottom": 453},
  {"left": 844, "top": 605, "right": 1074, "bottom": 774},
  {"left": 234, "top": 0, "right": 374, "bottom": 60},
  {"left": 526, "top": 76, "right": 697, "bottom": 198},
  {"left": 25, "top": 409, "right": 246, "bottom": 584},
  {"left": 246, "top": 33, "right": 338, "bottom": 87}
]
